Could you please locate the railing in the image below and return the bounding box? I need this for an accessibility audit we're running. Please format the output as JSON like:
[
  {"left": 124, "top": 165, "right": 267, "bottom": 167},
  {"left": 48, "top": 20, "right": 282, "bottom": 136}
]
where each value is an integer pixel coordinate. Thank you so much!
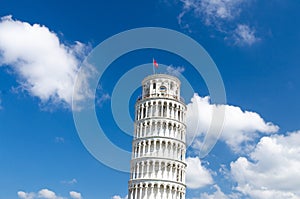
[{"left": 136, "top": 94, "right": 185, "bottom": 103}]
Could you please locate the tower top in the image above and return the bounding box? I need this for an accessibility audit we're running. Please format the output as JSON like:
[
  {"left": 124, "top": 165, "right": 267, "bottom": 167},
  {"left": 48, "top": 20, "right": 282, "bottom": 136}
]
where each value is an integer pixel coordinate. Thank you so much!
[
  {"left": 142, "top": 73, "right": 181, "bottom": 85},
  {"left": 141, "top": 73, "right": 181, "bottom": 101}
]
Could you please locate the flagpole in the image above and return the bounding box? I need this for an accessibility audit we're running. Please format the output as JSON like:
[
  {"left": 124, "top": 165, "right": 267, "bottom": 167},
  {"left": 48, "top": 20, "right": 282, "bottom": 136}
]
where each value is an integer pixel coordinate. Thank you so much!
[{"left": 152, "top": 58, "right": 155, "bottom": 74}]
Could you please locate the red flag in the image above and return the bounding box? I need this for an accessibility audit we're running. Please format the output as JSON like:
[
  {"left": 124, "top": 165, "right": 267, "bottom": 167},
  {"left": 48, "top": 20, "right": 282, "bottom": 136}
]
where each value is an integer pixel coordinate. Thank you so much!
[{"left": 153, "top": 59, "right": 159, "bottom": 68}]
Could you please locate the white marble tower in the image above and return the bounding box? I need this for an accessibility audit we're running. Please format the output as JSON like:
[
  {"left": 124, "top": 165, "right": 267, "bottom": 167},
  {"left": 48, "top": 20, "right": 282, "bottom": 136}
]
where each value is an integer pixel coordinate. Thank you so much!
[{"left": 128, "top": 74, "right": 187, "bottom": 199}]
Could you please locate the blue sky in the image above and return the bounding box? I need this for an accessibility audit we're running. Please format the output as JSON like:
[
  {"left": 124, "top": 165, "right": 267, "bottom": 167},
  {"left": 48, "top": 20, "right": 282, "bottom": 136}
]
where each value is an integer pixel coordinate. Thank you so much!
[{"left": 0, "top": 0, "right": 300, "bottom": 199}]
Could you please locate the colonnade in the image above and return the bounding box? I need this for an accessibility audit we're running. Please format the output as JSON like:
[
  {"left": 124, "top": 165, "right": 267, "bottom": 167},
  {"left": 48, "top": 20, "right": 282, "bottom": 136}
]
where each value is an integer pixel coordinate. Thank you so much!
[
  {"left": 131, "top": 159, "right": 186, "bottom": 183},
  {"left": 136, "top": 100, "right": 186, "bottom": 123},
  {"left": 132, "top": 139, "right": 185, "bottom": 161},
  {"left": 128, "top": 182, "right": 185, "bottom": 199},
  {"left": 134, "top": 119, "right": 185, "bottom": 141}
]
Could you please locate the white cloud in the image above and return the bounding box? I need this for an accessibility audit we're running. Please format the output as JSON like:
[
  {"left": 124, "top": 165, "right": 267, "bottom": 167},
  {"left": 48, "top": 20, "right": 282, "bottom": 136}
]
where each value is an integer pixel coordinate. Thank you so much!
[
  {"left": 55, "top": 137, "right": 65, "bottom": 143},
  {"left": 186, "top": 156, "right": 214, "bottom": 189},
  {"left": 96, "top": 93, "right": 111, "bottom": 107},
  {"left": 180, "top": 0, "right": 245, "bottom": 25},
  {"left": 233, "top": 24, "right": 259, "bottom": 46},
  {"left": 61, "top": 178, "right": 77, "bottom": 185},
  {"left": 186, "top": 94, "right": 279, "bottom": 154},
  {"left": 166, "top": 65, "right": 185, "bottom": 76},
  {"left": 176, "top": 0, "right": 260, "bottom": 46},
  {"left": 95, "top": 84, "right": 111, "bottom": 107},
  {"left": 112, "top": 195, "right": 128, "bottom": 199},
  {"left": 0, "top": 15, "right": 93, "bottom": 108},
  {"left": 230, "top": 131, "right": 300, "bottom": 199},
  {"left": 38, "top": 189, "right": 64, "bottom": 199},
  {"left": 69, "top": 191, "right": 82, "bottom": 199},
  {"left": 199, "top": 185, "right": 229, "bottom": 199},
  {"left": 17, "top": 189, "right": 69, "bottom": 199},
  {"left": 17, "top": 191, "right": 35, "bottom": 199},
  {"left": 178, "top": 0, "right": 245, "bottom": 27}
]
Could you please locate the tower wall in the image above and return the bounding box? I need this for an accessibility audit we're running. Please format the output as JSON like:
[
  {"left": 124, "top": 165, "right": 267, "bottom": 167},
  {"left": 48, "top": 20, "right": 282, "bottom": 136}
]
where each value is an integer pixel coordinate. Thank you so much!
[{"left": 128, "top": 74, "right": 187, "bottom": 199}]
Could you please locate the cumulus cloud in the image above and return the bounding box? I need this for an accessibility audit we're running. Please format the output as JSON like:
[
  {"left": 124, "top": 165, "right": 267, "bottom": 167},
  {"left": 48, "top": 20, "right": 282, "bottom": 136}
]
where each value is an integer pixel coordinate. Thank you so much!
[
  {"left": 233, "top": 24, "right": 259, "bottom": 46},
  {"left": 38, "top": 189, "right": 65, "bottom": 199},
  {"left": 112, "top": 195, "right": 128, "bottom": 199},
  {"left": 186, "top": 94, "right": 279, "bottom": 154},
  {"left": 69, "top": 191, "right": 82, "bottom": 199},
  {"left": 175, "top": 0, "right": 259, "bottom": 46},
  {"left": 0, "top": 15, "right": 93, "bottom": 108},
  {"left": 230, "top": 131, "right": 300, "bottom": 199},
  {"left": 196, "top": 185, "right": 243, "bottom": 199},
  {"left": 17, "top": 189, "right": 81, "bottom": 199},
  {"left": 179, "top": 0, "right": 245, "bottom": 25},
  {"left": 61, "top": 178, "right": 77, "bottom": 185},
  {"left": 166, "top": 65, "right": 185, "bottom": 76},
  {"left": 186, "top": 156, "right": 213, "bottom": 189},
  {"left": 55, "top": 137, "right": 65, "bottom": 143},
  {"left": 17, "top": 191, "right": 35, "bottom": 199},
  {"left": 96, "top": 90, "right": 111, "bottom": 107},
  {"left": 198, "top": 185, "right": 230, "bottom": 199}
]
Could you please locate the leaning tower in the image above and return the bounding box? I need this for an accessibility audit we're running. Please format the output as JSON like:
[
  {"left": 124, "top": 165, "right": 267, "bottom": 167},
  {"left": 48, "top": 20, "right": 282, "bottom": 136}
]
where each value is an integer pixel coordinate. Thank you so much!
[{"left": 128, "top": 74, "right": 187, "bottom": 199}]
